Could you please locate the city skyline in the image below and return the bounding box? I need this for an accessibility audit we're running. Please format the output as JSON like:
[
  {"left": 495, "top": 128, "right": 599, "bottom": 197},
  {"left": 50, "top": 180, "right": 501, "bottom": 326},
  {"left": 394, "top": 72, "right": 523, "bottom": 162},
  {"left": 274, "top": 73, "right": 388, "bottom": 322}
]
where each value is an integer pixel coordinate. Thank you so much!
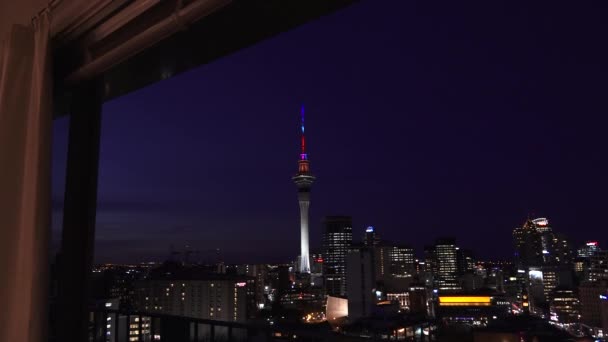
[{"left": 50, "top": 0, "right": 608, "bottom": 263}]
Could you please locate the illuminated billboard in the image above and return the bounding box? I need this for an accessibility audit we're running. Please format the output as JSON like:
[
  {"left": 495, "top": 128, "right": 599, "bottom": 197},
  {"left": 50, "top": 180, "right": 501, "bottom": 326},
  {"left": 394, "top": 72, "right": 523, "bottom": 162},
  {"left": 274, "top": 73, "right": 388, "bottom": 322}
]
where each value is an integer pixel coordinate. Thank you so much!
[{"left": 438, "top": 296, "right": 491, "bottom": 306}]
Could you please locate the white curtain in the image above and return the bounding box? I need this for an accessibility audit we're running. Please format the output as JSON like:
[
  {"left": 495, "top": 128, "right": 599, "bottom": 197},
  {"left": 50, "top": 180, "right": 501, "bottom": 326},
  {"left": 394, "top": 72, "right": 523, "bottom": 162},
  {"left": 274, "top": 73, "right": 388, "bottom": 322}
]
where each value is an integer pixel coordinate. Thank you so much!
[{"left": 0, "top": 11, "right": 52, "bottom": 342}]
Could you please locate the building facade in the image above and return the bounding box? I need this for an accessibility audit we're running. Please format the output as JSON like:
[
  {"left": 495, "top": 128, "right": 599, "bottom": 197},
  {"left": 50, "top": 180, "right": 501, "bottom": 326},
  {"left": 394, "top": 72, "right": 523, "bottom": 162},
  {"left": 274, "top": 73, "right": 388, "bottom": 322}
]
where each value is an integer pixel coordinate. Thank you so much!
[
  {"left": 432, "top": 238, "right": 461, "bottom": 291},
  {"left": 134, "top": 275, "right": 253, "bottom": 323},
  {"left": 579, "top": 280, "right": 608, "bottom": 329},
  {"left": 549, "top": 288, "right": 580, "bottom": 324},
  {"left": 513, "top": 219, "right": 543, "bottom": 270},
  {"left": 323, "top": 216, "right": 353, "bottom": 297},
  {"left": 588, "top": 250, "right": 608, "bottom": 282},
  {"left": 346, "top": 247, "right": 376, "bottom": 320},
  {"left": 387, "top": 245, "right": 415, "bottom": 278}
]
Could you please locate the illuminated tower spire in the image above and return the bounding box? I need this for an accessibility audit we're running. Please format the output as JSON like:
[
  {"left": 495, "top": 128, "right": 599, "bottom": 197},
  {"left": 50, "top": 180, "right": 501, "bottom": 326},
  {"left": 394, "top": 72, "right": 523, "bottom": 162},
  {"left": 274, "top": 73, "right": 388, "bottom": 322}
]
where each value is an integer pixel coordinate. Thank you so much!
[{"left": 293, "top": 105, "right": 315, "bottom": 274}]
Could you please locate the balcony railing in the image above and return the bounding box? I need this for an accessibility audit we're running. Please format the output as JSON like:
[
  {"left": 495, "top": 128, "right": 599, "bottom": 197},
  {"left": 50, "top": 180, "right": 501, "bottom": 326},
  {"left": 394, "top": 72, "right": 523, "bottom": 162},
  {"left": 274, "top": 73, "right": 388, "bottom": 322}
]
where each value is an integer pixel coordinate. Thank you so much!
[{"left": 89, "top": 309, "right": 338, "bottom": 342}]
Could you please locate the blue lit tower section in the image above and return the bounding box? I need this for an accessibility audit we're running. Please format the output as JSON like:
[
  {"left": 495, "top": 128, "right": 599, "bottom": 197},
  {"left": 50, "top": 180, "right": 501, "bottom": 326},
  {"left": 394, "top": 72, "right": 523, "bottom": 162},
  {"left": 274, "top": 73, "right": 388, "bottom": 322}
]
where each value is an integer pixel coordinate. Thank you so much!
[{"left": 293, "top": 105, "right": 315, "bottom": 274}]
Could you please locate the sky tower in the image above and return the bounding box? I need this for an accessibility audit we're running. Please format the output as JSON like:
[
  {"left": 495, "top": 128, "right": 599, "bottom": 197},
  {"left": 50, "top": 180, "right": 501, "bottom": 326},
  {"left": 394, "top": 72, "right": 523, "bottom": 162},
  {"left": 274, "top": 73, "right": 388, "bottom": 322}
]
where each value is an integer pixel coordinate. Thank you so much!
[{"left": 293, "top": 105, "right": 315, "bottom": 274}]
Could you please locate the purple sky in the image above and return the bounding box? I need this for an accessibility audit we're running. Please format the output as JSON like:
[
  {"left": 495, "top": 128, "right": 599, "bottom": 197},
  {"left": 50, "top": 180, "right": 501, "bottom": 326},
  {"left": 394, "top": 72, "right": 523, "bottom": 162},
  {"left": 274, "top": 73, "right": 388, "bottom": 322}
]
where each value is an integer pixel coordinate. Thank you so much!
[{"left": 52, "top": 1, "right": 608, "bottom": 263}]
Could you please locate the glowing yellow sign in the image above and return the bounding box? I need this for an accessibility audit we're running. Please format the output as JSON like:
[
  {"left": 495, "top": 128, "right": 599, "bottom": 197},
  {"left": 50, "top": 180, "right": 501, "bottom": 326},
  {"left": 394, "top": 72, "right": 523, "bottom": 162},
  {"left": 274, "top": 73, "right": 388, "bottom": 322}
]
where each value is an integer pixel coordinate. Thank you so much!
[{"left": 438, "top": 296, "right": 491, "bottom": 306}]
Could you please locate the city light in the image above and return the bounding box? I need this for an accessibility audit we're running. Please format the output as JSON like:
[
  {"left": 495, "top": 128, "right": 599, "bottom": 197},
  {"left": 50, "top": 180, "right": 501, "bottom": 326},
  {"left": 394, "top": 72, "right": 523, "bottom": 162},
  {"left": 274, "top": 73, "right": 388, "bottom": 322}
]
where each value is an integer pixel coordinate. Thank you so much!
[
  {"left": 529, "top": 270, "right": 543, "bottom": 280},
  {"left": 438, "top": 296, "right": 492, "bottom": 306}
]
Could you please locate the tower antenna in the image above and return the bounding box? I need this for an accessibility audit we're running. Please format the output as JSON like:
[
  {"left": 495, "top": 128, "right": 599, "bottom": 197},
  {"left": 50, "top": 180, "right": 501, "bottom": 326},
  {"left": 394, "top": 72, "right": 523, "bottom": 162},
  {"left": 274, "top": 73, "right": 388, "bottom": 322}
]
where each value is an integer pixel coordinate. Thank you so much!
[{"left": 300, "top": 104, "right": 306, "bottom": 159}]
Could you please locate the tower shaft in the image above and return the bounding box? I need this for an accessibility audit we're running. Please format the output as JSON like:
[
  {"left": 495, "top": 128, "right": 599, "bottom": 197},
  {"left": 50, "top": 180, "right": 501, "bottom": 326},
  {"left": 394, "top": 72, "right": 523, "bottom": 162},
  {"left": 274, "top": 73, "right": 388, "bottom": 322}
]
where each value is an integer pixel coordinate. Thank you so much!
[{"left": 298, "top": 193, "right": 311, "bottom": 273}]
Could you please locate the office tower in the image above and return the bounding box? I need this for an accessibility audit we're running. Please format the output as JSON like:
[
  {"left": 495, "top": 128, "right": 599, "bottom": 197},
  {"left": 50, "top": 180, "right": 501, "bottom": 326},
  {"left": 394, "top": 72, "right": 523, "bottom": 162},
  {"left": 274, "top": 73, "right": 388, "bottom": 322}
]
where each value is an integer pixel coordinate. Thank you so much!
[
  {"left": 588, "top": 250, "right": 608, "bottom": 281},
  {"left": 346, "top": 246, "right": 376, "bottom": 320},
  {"left": 456, "top": 248, "right": 475, "bottom": 275},
  {"left": 553, "top": 233, "right": 574, "bottom": 265},
  {"left": 292, "top": 105, "right": 315, "bottom": 274},
  {"left": 514, "top": 217, "right": 573, "bottom": 268},
  {"left": 373, "top": 245, "right": 388, "bottom": 281},
  {"left": 423, "top": 246, "right": 435, "bottom": 273},
  {"left": 422, "top": 246, "right": 437, "bottom": 290},
  {"left": 541, "top": 266, "right": 559, "bottom": 300},
  {"left": 323, "top": 216, "right": 353, "bottom": 296},
  {"left": 235, "top": 264, "right": 267, "bottom": 308},
  {"left": 533, "top": 217, "right": 553, "bottom": 264},
  {"left": 134, "top": 275, "right": 253, "bottom": 323},
  {"left": 363, "top": 226, "right": 380, "bottom": 247},
  {"left": 548, "top": 288, "right": 580, "bottom": 324},
  {"left": 388, "top": 245, "right": 415, "bottom": 278},
  {"left": 532, "top": 218, "right": 574, "bottom": 265},
  {"left": 433, "top": 238, "right": 461, "bottom": 291},
  {"left": 513, "top": 218, "right": 543, "bottom": 270},
  {"left": 102, "top": 299, "right": 152, "bottom": 342},
  {"left": 574, "top": 257, "right": 587, "bottom": 276},
  {"left": 408, "top": 283, "right": 428, "bottom": 316},
  {"left": 527, "top": 268, "right": 546, "bottom": 312},
  {"left": 578, "top": 241, "right": 601, "bottom": 258},
  {"left": 579, "top": 280, "right": 608, "bottom": 329},
  {"left": 374, "top": 242, "right": 411, "bottom": 281},
  {"left": 271, "top": 265, "right": 291, "bottom": 301}
]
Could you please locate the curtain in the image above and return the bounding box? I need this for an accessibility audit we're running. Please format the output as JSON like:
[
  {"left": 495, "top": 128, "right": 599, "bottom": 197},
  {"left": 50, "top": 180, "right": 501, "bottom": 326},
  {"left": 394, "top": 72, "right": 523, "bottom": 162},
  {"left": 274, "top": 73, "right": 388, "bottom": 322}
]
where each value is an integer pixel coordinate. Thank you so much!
[{"left": 0, "top": 11, "right": 52, "bottom": 342}]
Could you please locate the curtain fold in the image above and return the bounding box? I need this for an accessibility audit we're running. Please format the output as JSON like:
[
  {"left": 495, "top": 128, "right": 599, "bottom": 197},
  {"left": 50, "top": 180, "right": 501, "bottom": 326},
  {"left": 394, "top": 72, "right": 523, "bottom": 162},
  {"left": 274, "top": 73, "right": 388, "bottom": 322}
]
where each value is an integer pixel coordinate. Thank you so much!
[{"left": 0, "top": 11, "right": 52, "bottom": 342}]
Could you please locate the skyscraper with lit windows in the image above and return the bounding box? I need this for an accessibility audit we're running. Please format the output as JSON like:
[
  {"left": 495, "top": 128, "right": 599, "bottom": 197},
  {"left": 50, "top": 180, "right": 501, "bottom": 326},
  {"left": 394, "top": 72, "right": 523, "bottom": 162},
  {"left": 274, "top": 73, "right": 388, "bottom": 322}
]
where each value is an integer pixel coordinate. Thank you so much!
[
  {"left": 323, "top": 216, "right": 353, "bottom": 296},
  {"left": 432, "top": 238, "right": 461, "bottom": 291},
  {"left": 578, "top": 241, "right": 601, "bottom": 258},
  {"left": 513, "top": 218, "right": 543, "bottom": 270}
]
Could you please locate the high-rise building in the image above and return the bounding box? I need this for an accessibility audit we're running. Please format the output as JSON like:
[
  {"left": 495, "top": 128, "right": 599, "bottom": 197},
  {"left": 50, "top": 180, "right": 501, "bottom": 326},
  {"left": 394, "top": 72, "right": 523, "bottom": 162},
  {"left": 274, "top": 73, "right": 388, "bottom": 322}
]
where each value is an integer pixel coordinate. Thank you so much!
[
  {"left": 513, "top": 218, "right": 543, "bottom": 270},
  {"left": 235, "top": 264, "right": 267, "bottom": 308},
  {"left": 134, "top": 275, "right": 253, "bottom": 323},
  {"left": 102, "top": 299, "right": 153, "bottom": 342},
  {"left": 310, "top": 251, "right": 324, "bottom": 287},
  {"left": 408, "top": 283, "right": 428, "bottom": 316},
  {"left": 433, "top": 238, "right": 461, "bottom": 291},
  {"left": 323, "top": 216, "right": 353, "bottom": 296},
  {"left": 533, "top": 218, "right": 553, "bottom": 265},
  {"left": 552, "top": 233, "right": 574, "bottom": 265},
  {"left": 387, "top": 245, "right": 415, "bottom": 278},
  {"left": 370, "top": 236, "right": 415, "bottom": 282},
  {"left": 456, "top": 248, "right": 475, "bottom": 275},
  {"left": 436, "top": 238, "right": 460, "bottom": 289},
  {"left": 292, "top": 105, "right": 315, "bottom": 274},
  {"left": 346, "top": 246, "right": 376, "bottom": 320},
  {"left": 363, "top": 226, "right": 380, "bottom": 247},
  {"left": 588, "top": 250, "right": 608, "bottom": 282},
  {"left": 578, "top": 241, "right": 601, "bottom": 258},
  {"left": 514, "top": 217, "right": 573, "bottom": 268},
  {"left": 541, "top": 266, "right": 559, "bottom": 300},
  {"left": 579, "top": 280, "right": 608, "bottom": 329},
  {"left": 548, "top": 288, "right": 580, "bottom": 324}
]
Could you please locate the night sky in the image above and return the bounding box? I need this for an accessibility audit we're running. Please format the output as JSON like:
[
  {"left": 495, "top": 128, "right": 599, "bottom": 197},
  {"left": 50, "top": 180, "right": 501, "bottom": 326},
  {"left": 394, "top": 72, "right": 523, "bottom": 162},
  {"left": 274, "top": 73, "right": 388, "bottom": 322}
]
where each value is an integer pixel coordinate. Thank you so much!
[{"left": 51, "top": 1, "right": 608, "bottom": 264}]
